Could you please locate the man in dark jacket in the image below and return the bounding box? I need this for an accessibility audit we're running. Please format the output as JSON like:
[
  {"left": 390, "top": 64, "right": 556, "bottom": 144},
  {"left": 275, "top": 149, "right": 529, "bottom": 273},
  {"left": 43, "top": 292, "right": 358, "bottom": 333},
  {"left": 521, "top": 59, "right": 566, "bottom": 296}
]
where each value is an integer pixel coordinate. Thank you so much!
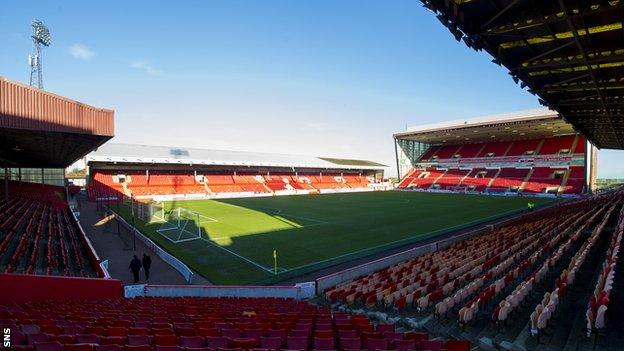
[
  {"left": 129, "top": 255, "right": 142, "bottom": 283},
  {"left": 142, "top": 253, "right": 152, "bottom": 280}
]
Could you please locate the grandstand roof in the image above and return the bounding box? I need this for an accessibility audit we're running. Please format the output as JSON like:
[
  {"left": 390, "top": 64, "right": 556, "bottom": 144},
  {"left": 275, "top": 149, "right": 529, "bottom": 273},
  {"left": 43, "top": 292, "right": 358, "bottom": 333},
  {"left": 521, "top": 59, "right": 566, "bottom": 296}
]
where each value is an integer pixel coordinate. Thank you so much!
[
  {"left": 0, "top": 77, "right": 114, "bottom": 167},
  {"left": 87, "top": 143, "right": 387, "bottom": 170},
  {"left": 421, "top": 0, "right": 624, "bottom": 149},
  {"left": 394, "top": 108, "right": 577, "bottom": 144}
]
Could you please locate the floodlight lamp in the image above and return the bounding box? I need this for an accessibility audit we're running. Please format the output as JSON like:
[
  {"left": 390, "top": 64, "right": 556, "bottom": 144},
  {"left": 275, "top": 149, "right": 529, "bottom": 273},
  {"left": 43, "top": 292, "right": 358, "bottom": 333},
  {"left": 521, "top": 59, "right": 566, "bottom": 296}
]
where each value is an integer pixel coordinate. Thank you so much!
[{"left": 32, "top": 20, "right": 51, "bottom": 46}]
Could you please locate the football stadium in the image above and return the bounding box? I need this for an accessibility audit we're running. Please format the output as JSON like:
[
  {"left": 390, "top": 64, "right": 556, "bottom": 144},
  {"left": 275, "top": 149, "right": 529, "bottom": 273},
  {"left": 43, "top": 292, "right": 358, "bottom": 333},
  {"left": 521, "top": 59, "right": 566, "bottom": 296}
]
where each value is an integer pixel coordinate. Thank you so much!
[{"left": 1, "top": 1, "right": 624, "bottom": 351}]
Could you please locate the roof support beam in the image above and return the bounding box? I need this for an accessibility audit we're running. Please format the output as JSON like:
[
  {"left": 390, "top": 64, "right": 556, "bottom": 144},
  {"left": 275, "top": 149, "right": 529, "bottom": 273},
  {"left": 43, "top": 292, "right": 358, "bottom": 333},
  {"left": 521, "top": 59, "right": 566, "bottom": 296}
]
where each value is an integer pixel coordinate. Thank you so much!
[
  {"left": 481, "top": 2, "right": 624, "bottom": 35},
  {"left": 481, "top": 0, "right": 524, "bottom": 32}
]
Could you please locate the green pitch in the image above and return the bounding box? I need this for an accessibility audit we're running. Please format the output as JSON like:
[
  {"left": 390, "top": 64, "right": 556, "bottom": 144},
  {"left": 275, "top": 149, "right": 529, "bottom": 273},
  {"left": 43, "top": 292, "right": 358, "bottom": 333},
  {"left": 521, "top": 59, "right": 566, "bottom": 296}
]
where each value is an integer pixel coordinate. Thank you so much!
[{"left": 118, "top": 191, "right": 554, "bottom": 284}]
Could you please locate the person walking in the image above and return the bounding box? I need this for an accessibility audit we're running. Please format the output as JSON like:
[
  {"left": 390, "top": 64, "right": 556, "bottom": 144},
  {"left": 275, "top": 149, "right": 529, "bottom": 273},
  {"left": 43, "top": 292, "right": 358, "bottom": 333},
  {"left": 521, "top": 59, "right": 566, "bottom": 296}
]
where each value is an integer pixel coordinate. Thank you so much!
[
  {"left": 142, "top": 253, "right": 152, "bottom": 280},
  {"left": 128, "top": 255, "right": 142, "bottom": 283}
]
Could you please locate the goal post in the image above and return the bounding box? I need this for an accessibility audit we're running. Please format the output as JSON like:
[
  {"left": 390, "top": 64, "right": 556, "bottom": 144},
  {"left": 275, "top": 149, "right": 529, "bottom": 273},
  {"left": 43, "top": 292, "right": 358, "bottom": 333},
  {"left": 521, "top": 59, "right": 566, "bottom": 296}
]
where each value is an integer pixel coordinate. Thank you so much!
[
  {"left": 123, "top": 199, "right": 165, "bottom": 223},
  {"left": 156, "top": 207, "right": 215, "bottom": 243}
]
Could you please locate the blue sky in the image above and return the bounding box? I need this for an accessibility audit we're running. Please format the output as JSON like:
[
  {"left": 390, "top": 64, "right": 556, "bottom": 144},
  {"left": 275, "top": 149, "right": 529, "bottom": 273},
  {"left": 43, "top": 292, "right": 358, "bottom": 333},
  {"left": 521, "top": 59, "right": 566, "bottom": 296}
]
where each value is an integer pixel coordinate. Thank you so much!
[{"left": 1, "top": 0, "right": 622, "bottom": 177}]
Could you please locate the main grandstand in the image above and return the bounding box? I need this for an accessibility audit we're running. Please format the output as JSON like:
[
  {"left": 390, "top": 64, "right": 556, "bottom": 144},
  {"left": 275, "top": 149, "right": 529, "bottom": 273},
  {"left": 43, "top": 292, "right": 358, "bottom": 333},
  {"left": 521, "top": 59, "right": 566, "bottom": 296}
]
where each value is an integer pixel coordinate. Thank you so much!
[
  {"left": 394, "top": 108, "right": 595, "bottom": 196},
  {"left": 85, "top": 143, "right": 387, "bottom": 202}
]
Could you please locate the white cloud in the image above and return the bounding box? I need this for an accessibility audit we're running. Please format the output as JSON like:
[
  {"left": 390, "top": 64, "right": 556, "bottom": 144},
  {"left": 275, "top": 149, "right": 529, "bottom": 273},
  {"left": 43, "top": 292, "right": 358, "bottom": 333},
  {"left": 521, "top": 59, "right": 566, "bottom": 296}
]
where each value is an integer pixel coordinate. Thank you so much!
[
  {"left": 69, "top": 44, "right": 95, "bottom": 61},
  {"left": 131, "top": 61, "right": 163, "bottom": 76}
]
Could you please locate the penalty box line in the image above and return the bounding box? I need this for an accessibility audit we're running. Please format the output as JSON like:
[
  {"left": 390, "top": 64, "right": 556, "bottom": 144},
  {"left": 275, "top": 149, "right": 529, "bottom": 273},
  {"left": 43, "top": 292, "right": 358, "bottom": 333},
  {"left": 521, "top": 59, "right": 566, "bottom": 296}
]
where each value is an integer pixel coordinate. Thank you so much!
[{"left": 199, "top": 237, "right": 291, "bottom": 275}]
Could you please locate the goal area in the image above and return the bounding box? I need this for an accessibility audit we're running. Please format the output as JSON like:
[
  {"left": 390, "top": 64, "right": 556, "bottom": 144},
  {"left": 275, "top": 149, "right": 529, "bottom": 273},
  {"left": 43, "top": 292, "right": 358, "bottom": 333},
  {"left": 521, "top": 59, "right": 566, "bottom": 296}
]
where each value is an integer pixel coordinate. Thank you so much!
[{"left": 156, "top": 207, "right": 216, "bottom": 243}]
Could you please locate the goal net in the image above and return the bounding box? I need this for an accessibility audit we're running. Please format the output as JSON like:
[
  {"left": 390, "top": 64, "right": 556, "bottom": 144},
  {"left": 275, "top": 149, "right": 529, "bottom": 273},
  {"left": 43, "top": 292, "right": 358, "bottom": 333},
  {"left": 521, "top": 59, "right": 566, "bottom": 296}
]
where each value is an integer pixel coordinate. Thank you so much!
[
  {"left": 121, "top": 199, "right": 166, "bottom": 223},
  {"left": 156, "top": 207, "right": 214, "bottom": 243}
]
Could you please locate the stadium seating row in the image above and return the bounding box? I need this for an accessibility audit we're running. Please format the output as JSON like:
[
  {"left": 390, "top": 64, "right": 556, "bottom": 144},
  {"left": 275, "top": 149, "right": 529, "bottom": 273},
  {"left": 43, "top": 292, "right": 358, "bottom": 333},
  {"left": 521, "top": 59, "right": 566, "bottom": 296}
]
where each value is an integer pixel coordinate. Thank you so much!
[
  {"left": 0, "top": 188, "right": 98, "bottom": 277},
  {"left": 324, "top": 193, "right": 616, "bottom": 320},
  {"left": 528, "top": 202, "right": 616, "bottom": 337},
  {"left": 398, "top": 135, "right": 587, "bottom": 194},
  {"left": 399, "top": 166, "right": 583, "bottom": 194},
  {"left": 88, "top": 172, "right": 373, "bottom": 200},
  {"left": 2, "top": 297, "right": 470, "bottom": 351},
  {"left": 418, "top": 135, "right": 584, "bottom": 161},
  {"left": 454, "top": 203, "right": 602, "bottom": 327},
  {"left": 585, "top": 204, "right": 623, "bottom": 336}
]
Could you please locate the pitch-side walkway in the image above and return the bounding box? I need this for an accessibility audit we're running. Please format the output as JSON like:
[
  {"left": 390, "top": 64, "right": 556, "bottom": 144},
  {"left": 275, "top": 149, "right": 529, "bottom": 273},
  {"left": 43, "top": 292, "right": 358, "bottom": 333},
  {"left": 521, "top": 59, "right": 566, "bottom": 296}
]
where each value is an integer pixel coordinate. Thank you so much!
[{"left": 76, "top": 196, "right": 211, "bottom": 286}]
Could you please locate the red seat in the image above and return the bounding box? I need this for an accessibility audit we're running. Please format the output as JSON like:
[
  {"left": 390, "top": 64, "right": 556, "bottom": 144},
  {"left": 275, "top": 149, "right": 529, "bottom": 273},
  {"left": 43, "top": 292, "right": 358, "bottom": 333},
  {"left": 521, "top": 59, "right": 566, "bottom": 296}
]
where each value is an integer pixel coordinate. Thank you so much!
[
  {"left": 286, "top": 336, "right": 308, "bottom": 350},
  {"left": 180, "top": 336, "right": 205, "bottom": 348},
  {"left": 22, "top": 325, "right": 42, "bottom": 335},
  {"left": 197, "top": 328, "right": 220, "bottom": 337},
  {"left": 289, "top": 330, "right": 309, "bottom": 338},
  {"left": 76, "top": 335, "right": 99, "bottom": 344},
  {"left": 419, "top": 340, "right": 442, "bottom": 351},
  {"left": 314, "top": 331, "right": 333, "bottom": 339},
  {"left": 100, "top": 337, "right": 127, "bottom": 346},
  {"left": 365, "top": 338, "right": 387, "bottom": 351},
  {"left": 221, "top": 330, "right": 241, "bottom": 339},
  {"left": 337, "top": 330, "right": 357, "bottom": 339},
  {"left": 155, "top": 347, "right": 183, "bottom": 351},
  {"left": 313, "top": 337, "right": 334, "bottom": 350},
  {"left": 107, "top": 328, "right": 129, "bottom": 337},
  {"left": 128, "top": 328, "right": 149, "bottom": 336},
  {"left": 391, "top": 339, "right": 415, "bottom": 351},
  {"left": 260, "top": 336, "right": 282, "bottom": 350},
  {"left": 95, "top": 346, "right": 123, "bottom": 351},
  {"left": 28, "top": 334, "right": 50, "bottom": 345},
  {"left": 85, "top": 327, "right": 106, "bottom": 336},
  {"left": 154, "top": 335, "right": 178, "bottom": 346},
  {"left": 229, "top": 338, "right": 258, "bottom": 349},
  {"left": 176, "top": 328, "right": 196, "bottom": 337},
  {"left": 124, "top": 346, "right": 151, "bottom": 351},
  {"left": 34, "top": 342, "right": 62, "bottom": 351},
  {"left": 206, "top": 337, "right": 228, "bottom": 349},
  {"left": 127, "top": 335, "right": 151, "bottom": 346},
  {"left": 153, "top": 328, "right": 174, "bottom": 335},
  {"left": 49, "top": 335, "right": 76, "bottom": 344},
  {"left": 63, "top": 344, "right": 95, "bottom": 351},
  {"left": 339, "top": 337, "right": 360, "bottom": 350}
]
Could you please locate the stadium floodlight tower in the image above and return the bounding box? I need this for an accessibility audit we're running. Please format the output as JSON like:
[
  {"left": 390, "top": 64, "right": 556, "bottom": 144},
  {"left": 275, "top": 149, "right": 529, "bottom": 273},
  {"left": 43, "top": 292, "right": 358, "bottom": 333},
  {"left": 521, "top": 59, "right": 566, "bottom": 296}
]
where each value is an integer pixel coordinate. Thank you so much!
[{"left": 28, "top": 19, "right": 51, "bottom": 89}]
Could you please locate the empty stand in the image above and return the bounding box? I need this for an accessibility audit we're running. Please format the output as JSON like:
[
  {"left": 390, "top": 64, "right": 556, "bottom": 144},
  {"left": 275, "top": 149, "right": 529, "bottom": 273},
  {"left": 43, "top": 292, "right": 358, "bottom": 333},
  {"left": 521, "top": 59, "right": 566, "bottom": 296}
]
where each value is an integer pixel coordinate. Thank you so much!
[
  {"left": 397, "top": 135, "right": 586, "bottom": 195},
  {"left": 506, "top": 139, "right": 541, "bottom": 156},
  {"left": 89, "top": 171, "right": 373, "bottom": 199},
  {"left": 0, "top": 186, "right": 99, "bottom": 278},
  {"left": 1, "top": 297, "right": 470, "bottom": 351},
  {"left": 539, "top": 135, "right": 575, "bottom": 155},
  {"left": 324, "top": 191, "right": 623, "bottom": 350}
]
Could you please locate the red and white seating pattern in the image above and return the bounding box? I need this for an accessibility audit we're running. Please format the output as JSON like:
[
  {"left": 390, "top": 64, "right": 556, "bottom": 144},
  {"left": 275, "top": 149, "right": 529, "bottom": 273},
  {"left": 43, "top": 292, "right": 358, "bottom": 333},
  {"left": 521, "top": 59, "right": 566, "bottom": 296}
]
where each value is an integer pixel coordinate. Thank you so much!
[
  {"left": 325, "top": 197, "right": 595, "bottom": 313},
  {"left": 325, "top": 193, "right": 619, "bottom": 335},
  {"left": 398, "top": 135, "right": 586, "bottom": 194},
  {"left": 458, "top": 198, "right": 610, "bottom": 327},
  {"left": 88, "top": 172, "right": 373, "bottom": 199},
  {"left": 1, "top": 297, "right": 470, "bottom": 351},
  {"left": 586, "top": 204, "right": 624, "bottom": 335},
  {"left": 528, "top": 202, "right": 617, "bottom": 336}
]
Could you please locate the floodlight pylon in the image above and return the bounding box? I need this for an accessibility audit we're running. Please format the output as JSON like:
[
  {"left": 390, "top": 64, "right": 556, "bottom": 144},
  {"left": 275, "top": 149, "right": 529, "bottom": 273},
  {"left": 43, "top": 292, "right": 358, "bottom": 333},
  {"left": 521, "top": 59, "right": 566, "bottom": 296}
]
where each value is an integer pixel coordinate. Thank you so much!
[{"left": 29, "top": 19, "right": 51, "bottom": 89}]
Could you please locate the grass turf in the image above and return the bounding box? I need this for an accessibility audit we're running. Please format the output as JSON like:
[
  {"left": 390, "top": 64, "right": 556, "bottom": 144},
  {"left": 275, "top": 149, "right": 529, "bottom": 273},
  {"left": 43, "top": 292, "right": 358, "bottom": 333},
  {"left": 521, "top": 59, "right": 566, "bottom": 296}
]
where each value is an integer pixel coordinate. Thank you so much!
[{"left": 118, "top": 191, "right": 554, "bottom": 284}]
